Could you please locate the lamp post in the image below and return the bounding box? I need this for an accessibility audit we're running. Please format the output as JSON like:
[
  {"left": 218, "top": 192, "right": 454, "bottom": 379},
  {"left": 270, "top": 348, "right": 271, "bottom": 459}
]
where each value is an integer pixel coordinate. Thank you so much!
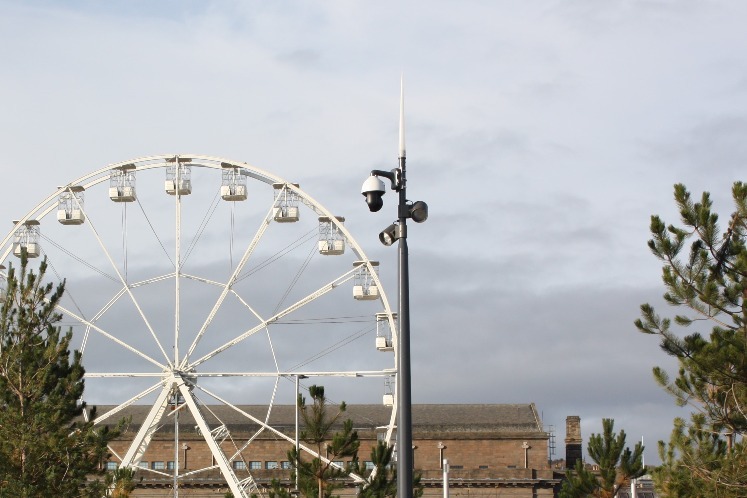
[
  {"left": 293, "top": 374, "right": 307, "bottom": 496},
  {"left": 361, "top": 78, "right": 428, "bottom": 498},
  {"left": 442, "top": 458, "right": 450, "bottom": 498}
]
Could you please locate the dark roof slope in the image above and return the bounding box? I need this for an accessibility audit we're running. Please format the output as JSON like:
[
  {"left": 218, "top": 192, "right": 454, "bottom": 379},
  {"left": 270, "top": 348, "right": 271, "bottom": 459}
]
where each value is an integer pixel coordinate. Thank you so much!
[{"left": 93, "top": 403, "right": 543, "bottom": 436}]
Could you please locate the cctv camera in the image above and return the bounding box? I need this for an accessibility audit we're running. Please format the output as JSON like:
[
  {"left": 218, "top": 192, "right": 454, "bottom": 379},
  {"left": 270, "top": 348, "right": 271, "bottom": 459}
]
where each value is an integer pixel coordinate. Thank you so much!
[{"left": 361, "top": 175, "right": 386, "bottom": 212}]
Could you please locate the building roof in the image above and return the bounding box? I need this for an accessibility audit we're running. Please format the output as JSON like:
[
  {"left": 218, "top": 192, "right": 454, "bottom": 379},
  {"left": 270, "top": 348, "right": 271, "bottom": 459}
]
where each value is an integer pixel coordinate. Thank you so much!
[{"left": 92, "top": 403, "right": 545, "bottom": 437}]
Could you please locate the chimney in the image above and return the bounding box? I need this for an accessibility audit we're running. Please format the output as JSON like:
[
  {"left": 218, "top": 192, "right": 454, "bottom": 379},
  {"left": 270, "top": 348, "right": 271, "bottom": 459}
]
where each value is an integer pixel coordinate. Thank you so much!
[{"left": 565, "top": 416, "right": 582, "bottom": 469}]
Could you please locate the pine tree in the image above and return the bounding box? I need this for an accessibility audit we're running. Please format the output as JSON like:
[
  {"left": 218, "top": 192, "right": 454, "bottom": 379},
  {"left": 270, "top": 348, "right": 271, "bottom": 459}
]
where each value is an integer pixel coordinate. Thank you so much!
[
  {"left": 359, "top": 441, "right": 397, "bottom": 498},
  {"left": 652, "top": 415, "right": 730, "bottom": 497},
  {"left": 559, "top": 419, "right": 644, "bottom": 498},
  {"left": 357, "top": 440, "right": 424, "bottom": 498},
  {"left": 287, "top": 385, "right": 360, "bottom": 498},
  {"left": 559, "top": 460, "right": 599, "bottom": 498},
  {"left": 636, "top": 182, "right": 747, "bottom": 495},
  {"left": 108, "top": 467, "right": 137, "bottom": 498},
  {"left": 269, "top": 386, "right": 424, "bottom": 498},
  {"left": 0, "top": 252, "right": 116, "bottom": 497}
]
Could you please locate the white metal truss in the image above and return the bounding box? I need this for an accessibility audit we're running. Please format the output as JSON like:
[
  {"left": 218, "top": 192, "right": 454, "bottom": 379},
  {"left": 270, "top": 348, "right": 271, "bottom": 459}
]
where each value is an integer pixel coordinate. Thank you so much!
[
  {"left": 178, "top": 380, "right": 250, "bottom": 498},
  {"left": 121, "top": 382, "right": 173, "bottom": 468}
]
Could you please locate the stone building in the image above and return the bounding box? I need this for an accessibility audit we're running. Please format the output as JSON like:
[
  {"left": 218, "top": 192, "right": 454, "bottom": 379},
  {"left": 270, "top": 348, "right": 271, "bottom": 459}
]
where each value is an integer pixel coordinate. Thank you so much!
[{"left": 101, "top": 403, "right": 561, "bottom": 497}]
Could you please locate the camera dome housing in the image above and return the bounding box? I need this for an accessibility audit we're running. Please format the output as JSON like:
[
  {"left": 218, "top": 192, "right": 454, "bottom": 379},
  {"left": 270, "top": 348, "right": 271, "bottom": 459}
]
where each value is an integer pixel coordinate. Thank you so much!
[{"left": 361, "top": 175, "right": 386, "bottom": 212}]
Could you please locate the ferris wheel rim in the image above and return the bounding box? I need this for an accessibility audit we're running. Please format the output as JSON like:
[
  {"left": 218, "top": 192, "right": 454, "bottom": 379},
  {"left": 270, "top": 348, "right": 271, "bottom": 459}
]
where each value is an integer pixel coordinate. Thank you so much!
[{"left": 0, "top": 154, "right": 396, "bottom": 328}]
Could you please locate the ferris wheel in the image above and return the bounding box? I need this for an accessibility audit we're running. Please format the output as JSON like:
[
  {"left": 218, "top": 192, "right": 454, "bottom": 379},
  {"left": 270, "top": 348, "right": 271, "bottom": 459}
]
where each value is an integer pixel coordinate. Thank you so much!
[{"left": 0, "top": 155, "right": 398, "bottom": 497}]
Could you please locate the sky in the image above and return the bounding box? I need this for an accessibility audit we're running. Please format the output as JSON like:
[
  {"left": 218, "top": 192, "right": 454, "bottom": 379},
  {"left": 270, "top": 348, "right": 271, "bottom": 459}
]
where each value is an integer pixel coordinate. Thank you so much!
[{"left": 2, "top": 0, "right": 747, "bottom": 466}]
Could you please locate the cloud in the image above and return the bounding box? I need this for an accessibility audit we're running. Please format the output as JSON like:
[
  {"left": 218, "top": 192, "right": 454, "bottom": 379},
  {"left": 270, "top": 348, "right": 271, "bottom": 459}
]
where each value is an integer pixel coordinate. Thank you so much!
[
  {"left": 646, "top": 116, "right": 747, "bottom": 178},
  {"left": 2, "top": 0, "right": 747, "bottom": 465}
]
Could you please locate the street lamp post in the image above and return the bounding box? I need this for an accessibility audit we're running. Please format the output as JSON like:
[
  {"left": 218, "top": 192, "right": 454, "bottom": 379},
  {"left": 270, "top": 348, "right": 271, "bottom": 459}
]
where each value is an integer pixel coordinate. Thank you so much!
[
  {"left": 293, "top": 374, "right": 307, "bottom": 496},
  {"left": 361, "top": 79, "right": 427, "bottom": 498}
]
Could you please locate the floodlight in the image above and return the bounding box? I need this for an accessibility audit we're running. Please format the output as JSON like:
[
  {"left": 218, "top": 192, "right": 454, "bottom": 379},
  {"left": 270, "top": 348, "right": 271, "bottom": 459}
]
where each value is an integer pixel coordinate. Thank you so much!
[
  {"left": 409, "top": 201, "right": 428, "bottom": 223},
  {"left": 379, "top": 224, "right": 398, "bottom": 246}
]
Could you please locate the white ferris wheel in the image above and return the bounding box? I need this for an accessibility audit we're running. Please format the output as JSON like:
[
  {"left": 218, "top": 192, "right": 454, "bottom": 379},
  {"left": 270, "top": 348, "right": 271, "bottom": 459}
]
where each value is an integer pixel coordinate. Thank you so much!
[{"left": 0, "top": 155, "right": 398, "bottom": 497}]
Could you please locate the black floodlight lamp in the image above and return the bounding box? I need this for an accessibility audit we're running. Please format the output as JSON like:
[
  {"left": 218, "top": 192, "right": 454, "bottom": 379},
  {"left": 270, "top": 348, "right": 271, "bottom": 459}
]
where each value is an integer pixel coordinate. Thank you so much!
[
  {"left": 379, "top": 223, "right": 399, "bottom": 246},
  {"left": 409, "top": 201, "right": 428, "bottom": 223}
]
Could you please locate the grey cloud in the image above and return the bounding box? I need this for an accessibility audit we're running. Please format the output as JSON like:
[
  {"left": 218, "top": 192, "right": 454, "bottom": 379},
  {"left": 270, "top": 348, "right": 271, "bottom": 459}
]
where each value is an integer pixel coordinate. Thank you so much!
[
  {"left": 646, "top": 116, "right": 747, "bottom": 176},
  {"left": 276, "top": 49, "right": 323, "bottom": 70},
  {"left": 3, "top": 0, "right": 747, "bottom": 466}
]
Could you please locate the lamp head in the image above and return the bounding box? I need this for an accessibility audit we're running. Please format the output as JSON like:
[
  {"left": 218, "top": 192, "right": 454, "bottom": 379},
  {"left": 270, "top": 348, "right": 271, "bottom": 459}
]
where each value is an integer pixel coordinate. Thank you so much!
[
  {"left": 379, "top": 224, "right": 398, "bottom": 246},
  {"left": 409, "top": 201, "right": 428, "bottom": 223},
  {"left": 361, "top": 175, "right": 386, "bottom": 212}
]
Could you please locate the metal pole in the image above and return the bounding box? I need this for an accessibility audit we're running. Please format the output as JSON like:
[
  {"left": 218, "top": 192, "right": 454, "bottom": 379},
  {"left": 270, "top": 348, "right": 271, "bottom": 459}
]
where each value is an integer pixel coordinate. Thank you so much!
[
  {"left": 442, "top": 459, "right": 449, "bottom": 498},
  {"left": 396, "top": 149, "right": 413, "bottom": 498},
  {"left": 295, "top": 374, "right": 301, "bottom": 494},
  {"left": 174, "top": 402, "right": 179, "bottom": 497}
]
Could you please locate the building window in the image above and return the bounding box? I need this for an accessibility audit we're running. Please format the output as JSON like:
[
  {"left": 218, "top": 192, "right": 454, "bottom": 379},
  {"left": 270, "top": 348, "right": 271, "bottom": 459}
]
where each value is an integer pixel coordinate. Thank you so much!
[
  {"left": 451, "top": 465, "right": 464, "bottom": 469},
  {"left": 167, "top": 461, "right": 175, "bottom": 470},
  {"left": 152, "top": 461, "right": 165, "bottom": 470},
  {"left": 138, "top": 462, "right": 149, "bottom": 469},
  {"left": 266, "top": 461, "right": 279, "bottom": 470},
  {"left": 249, "top": 461, "right": 261, "bottom": 470},
  {"left": 281, "top": 461, "right": 292, "bottom": 470},
  {"left": 364, "top": 461, "right": 375, "bottom": 470},
  {"left": 479, "top": 465, "right": 488, "bottom": 469},
  {"left": 233, "top": 461, "right": 246, "bottom": 470},
  {"left": 105, "top": 462, "right": 118, "bottom": 471}
]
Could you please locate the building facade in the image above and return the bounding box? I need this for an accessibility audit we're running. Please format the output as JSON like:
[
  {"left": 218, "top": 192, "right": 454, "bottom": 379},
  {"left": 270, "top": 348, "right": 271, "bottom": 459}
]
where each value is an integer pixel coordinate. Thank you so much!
[{"left": 101, "top": 403, "right": 560, "bottom": 497}]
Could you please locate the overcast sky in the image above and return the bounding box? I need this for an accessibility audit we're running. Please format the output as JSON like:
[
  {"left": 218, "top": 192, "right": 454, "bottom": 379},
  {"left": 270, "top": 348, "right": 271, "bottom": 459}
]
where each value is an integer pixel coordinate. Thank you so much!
[{"left": 2, "top": 0, "right": 747, "bottom": 465}]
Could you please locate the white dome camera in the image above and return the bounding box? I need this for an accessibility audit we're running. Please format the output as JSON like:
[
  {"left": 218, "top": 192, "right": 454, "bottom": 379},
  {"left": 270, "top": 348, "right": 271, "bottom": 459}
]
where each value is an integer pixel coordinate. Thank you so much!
[{"left": 361, "top": 175, "right": 386, "bottom": 212}]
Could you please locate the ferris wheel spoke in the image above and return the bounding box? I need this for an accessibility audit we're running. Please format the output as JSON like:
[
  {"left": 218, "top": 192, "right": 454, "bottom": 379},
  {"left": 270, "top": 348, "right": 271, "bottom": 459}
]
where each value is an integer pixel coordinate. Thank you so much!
[
  {"left": 85, "top": 373, "right": 168, "bottom": 377},
  {"left": 133, "top": 197, "right": 174, "bottom": 267},
  {"left": 177, "top": 381, "right": 250, "bottom": 496},
  {"left": 92, "top": 380, "right": 164, "bottom": 426},
  {"left": 194, "top": 383, "right": 296, "bottom": 446},
  {"left": 174, "top": 176, "right": 181, "bottom": 366},
  {"left": 55, "top": 302, "right": 167, "bottom": 370},
  {"left": 181, "top": 189, "right": 221, "bottom": 266},
  {"left": 75, "top": 198, "right": 172, "bottom": 366},
  {"left": 128, "top": 272, "right": 176, "bottom": 288},
  {"left": 230, "top": 290, "right": 266, "bottom": 326},
  {"left": 121, "top": 382, "right": 173, "bottom": 468},
  {"left": 187, "top": 266, "right": 359, "bottom": 370},
  {"left": 78, "top": 287, "right": 127, "bottom": 354},
  {"left": 181, "top": 207, "right": 275, "bottom": 368},
  {"left": 189, "top": 370, "right": 393, "bottom": 378},
  {"left": 195, "top": 382, "right": 366, "bottom": 482},
  {"left": 40, "top": 234, "right": 119, "bottom": 283},
  {"left": 180, "top": 272, "right": 224, "bottom": 287},
  {"left": 266, "top": 331, "right": 281, "bottom": 390}
]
